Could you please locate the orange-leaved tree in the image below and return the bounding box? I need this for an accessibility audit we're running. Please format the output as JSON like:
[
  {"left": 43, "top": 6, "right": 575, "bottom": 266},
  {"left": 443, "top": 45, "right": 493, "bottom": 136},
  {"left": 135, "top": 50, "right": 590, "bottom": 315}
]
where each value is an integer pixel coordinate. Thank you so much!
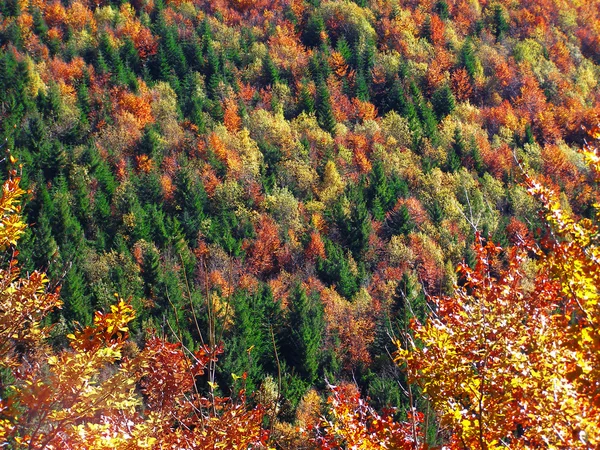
[
  {"left": 397, "top": 131, "right": 600, "bottom": 448},
  {"left": 310, "top": 382, "right": 425, "bottom": 449},
  {"left": 0, "top": 169, "right": 268, "bottom": 448}
]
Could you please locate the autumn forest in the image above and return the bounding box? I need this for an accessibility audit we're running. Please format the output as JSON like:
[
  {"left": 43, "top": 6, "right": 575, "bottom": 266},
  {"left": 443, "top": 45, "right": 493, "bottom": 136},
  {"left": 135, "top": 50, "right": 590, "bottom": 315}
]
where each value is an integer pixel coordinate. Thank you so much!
[{"left": 0, "top": 0, "right": 599, "bottom": 447}]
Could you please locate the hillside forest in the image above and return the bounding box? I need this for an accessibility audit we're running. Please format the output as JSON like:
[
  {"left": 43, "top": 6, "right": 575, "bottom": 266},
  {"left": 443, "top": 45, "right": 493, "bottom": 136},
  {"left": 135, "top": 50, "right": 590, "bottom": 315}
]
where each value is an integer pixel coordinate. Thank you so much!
[{"left": 0, "top": 0, "right": 600, "bottom": 447}]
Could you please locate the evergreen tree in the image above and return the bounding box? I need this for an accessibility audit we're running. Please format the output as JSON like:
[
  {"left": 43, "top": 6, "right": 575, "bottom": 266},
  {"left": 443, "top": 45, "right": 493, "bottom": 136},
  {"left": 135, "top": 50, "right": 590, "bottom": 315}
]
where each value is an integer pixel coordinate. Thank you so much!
[
  {"left": 435, "top": 0, "right": 450, "bottom": 19},
  {"left": 336, "top": 37, "right": 352, "bottom": 64},
  {"left": 297, "top": 83, "right": 315, "bottom": 114},
  {"left": 421, "top": 16, "right": 433, "bottom": 42},
  {"left": 369, "top": 160, "right": 392, "bottom": 211},
  {"left": 32, "top": 207, "right": 58, "bottom": 273},
  {"left": 141, "top": 245, "right": 161, "bottom": 297},
  {"left": 316, "top": 81, "right": 336, "bottom": 134},
  {"left": 287, "top": 284, "right": 324, "bottom": 383},
  {"left": 470, "top": 136, "right": 485, "bottom": 176},
  {"left": 459, "top": 38, "right": 477, "bottom": 79},
  {"left": 492, "top": 4, "right": 509, "bottom": 41},
  {"left": 263, "top": 53, "right": 280, "bottom": 86},
  {"left": 432, "top": 84, "right": 456, "bottom": 120},
  {"left": 146, "top": 204, "right": 169, "bottom": 248},
  {"left": 40, "top": 141, "right": 65, "bottom": 181},
  {"left": 121, "top": 37, "right": 141, "bottom": 74},
  {"left": 62, "top": 265, "right": 92, "bottom": 326},
  {"left": 173, "top": 168, "right": 207, "bottom": 241},
  {"left": 303, "top": 12, "right": 325, "bottom": 47},
  {"left": 163, "top": 29, "right": 188, "bottom": 78},
  {"left": 355, "top": 70, "right": 370, "bottom": 101},
  {"left": 32, "top": 7, "right": 48, "bottom": 40},
  {"left": 428, "top": 200, "right": 445, "bottom": 225},
  {"left": 317, "top": 239, "right": 359, "bottom": 299},
  {"left": 383, "top": 204, "right": 414, "bottom": 238}
]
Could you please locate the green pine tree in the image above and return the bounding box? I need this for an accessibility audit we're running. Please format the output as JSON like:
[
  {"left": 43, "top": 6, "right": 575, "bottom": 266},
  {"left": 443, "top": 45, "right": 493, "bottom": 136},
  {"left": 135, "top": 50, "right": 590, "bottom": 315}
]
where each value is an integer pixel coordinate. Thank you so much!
[
  {"left": 316, "top": 81, "right": 337, "bottom": 134},
  {"left": 287, "top": 284, "right": 324, "bottom": 384},
  {"left": 432, "top": 84, "right": 456, "bottom": 120}
]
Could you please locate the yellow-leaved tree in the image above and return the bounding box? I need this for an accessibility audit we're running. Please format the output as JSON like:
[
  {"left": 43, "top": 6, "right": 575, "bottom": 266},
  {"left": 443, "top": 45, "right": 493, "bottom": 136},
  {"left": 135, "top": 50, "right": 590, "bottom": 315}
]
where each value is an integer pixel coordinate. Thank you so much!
[{"left": 397, "top": 131, "right": 600, "bottom": 448}]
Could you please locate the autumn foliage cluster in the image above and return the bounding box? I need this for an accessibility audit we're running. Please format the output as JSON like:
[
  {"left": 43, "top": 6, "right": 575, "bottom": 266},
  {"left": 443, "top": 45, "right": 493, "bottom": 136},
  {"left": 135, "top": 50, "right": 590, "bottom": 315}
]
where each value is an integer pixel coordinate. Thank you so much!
[{"left": 399, "top": 131, "right": 600, "bottom": 448}]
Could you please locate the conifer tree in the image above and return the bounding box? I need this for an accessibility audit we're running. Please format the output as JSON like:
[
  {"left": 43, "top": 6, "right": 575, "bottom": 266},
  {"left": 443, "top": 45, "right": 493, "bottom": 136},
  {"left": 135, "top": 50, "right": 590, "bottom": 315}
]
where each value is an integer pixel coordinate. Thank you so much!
[
  {"left": 317, "top": 239, "right": 359, "bottom": 299},
  {"left": 492, "top": 4, "right": 509, "bottom": 41},
  {"left": 298, "top": 83, "right": 315, "bottom": 114},
  {"left": 316, "top": 81, "right": 337, "bottom": 134},
  {"left": 432, "top": 84, "right": 456, "bottom": 120},
  {"left": 62, "top": 265, "right": 92, "bottom": 326},
  {"left": 263, "top": 53, "right": 280, "bottom": 86},
  {"left": 287, "top": 284, "right": 324, "bottom": 384},
  {"left": 460, "top": 38, "right": 478, "bottom": 79},
  {"left": 304, "top": 12, "right": 325, "bottom": 47}
]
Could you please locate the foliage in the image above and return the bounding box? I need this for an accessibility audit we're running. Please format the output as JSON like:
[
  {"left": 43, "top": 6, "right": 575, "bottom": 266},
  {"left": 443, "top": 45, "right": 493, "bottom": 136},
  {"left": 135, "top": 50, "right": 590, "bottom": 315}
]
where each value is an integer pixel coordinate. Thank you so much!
[
  {"left": 0, "top": 173, "right": 269, "bottom": 448},
  {"left": 397, "top": 133, "right": 600, "bottom": 448}
]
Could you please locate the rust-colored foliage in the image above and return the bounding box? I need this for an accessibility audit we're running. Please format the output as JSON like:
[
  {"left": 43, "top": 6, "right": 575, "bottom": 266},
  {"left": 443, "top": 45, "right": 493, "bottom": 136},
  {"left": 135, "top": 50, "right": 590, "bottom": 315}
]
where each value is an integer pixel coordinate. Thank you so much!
[
  {"left": 247, "top": 215, "right": 282, "bottom": 277},
  {"left": 312, "top": 382, "right": 425, "bottom": 449},
  {"left": 223, "top": 97, "right": 242, "bottom": 132},
  {"left": 305, "top": 231, "right": 326, "bottom": 262}
]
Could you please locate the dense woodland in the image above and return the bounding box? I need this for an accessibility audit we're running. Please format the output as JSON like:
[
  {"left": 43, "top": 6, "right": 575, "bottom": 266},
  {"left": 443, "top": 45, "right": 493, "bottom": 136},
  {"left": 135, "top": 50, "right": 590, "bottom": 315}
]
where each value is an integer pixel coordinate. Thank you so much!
[{"left": 0, "top": 0, "right": 599, "bottom": 447}]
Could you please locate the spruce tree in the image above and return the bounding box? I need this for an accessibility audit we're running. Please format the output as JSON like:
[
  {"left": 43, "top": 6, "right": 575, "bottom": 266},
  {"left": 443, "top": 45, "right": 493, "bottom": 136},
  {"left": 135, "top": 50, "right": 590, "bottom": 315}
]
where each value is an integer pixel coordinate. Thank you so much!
[
  {"left": 303, "top": 12, "right": 325, "bottom": 47},
  {"left": 62, "top": 265, "right": 92, "bottom": 326},
  {"left": 263, "top": 53, "right": 280, "bottom": 86},
  {"left": 369, "top": 160, "right": 392, "bottom": 211},
  {"left": 287, "top": 284, "right": 324, "bottom": 384},
  {"left": 317, "top": 239, "right": 359, "bottom": 299},
  {"left": 316, "top": 81, "right": 336, "bottom": 134},
  {"left": 460, "top": 38, "right": 477, "bottom": 79},
  {"left": 297, "top": 83, "right": 315, "bottom": 114},
  {"left": 432, "top": 84, "right": 456, "bottom": 120},
  {"left": 384, "top": 204, "right": 414, "bottom": 238},
  {"left": 492, "top": 4, "right": 509, "bottom": 41}
]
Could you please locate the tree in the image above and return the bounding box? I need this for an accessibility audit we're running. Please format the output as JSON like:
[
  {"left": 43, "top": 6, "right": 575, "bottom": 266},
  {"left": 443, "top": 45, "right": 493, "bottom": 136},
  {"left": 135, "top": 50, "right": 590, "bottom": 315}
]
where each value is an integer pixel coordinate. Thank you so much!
[
  {"left": 286, "top": 284, "right": 324, "bottom": 383},
  {"left": 316, "top": 81, "right": 337, "bottom": 135},
  {"left": 491, "top": 4, "right": 509, "bottom": 41},
  {"left": 311, "top": 382, "right": 425, "bottom": 449},
  {"left": 432, "top": 84, "right": 456, "bottom": 120}
]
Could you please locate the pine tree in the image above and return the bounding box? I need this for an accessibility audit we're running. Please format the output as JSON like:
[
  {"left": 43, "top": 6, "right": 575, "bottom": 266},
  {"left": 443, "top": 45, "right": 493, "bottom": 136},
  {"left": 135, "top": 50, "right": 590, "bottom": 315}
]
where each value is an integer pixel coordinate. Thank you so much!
[
  {"left": 432, "top": 84, "right": 456, "bottom": 120},
  {"left": 263, "top": 53, "right": 280, "bottom": 86},
  {"left": 287, "top": 284, "right": 324, "bottom": 384},
  {"left": 460, "top": 38, "right": 477, "bottom": 79},
  {"left": 492, "top": 4, "right": 509, "bottom": 41},
  {"left": 384, "top": 204, "right": 414, "bottom": 237},
  {"left": 297, "top": 83, "right": 315, "bottom": 114},
  {"left": 316, "top": 81, "right": 336, "bottom": 134}
]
